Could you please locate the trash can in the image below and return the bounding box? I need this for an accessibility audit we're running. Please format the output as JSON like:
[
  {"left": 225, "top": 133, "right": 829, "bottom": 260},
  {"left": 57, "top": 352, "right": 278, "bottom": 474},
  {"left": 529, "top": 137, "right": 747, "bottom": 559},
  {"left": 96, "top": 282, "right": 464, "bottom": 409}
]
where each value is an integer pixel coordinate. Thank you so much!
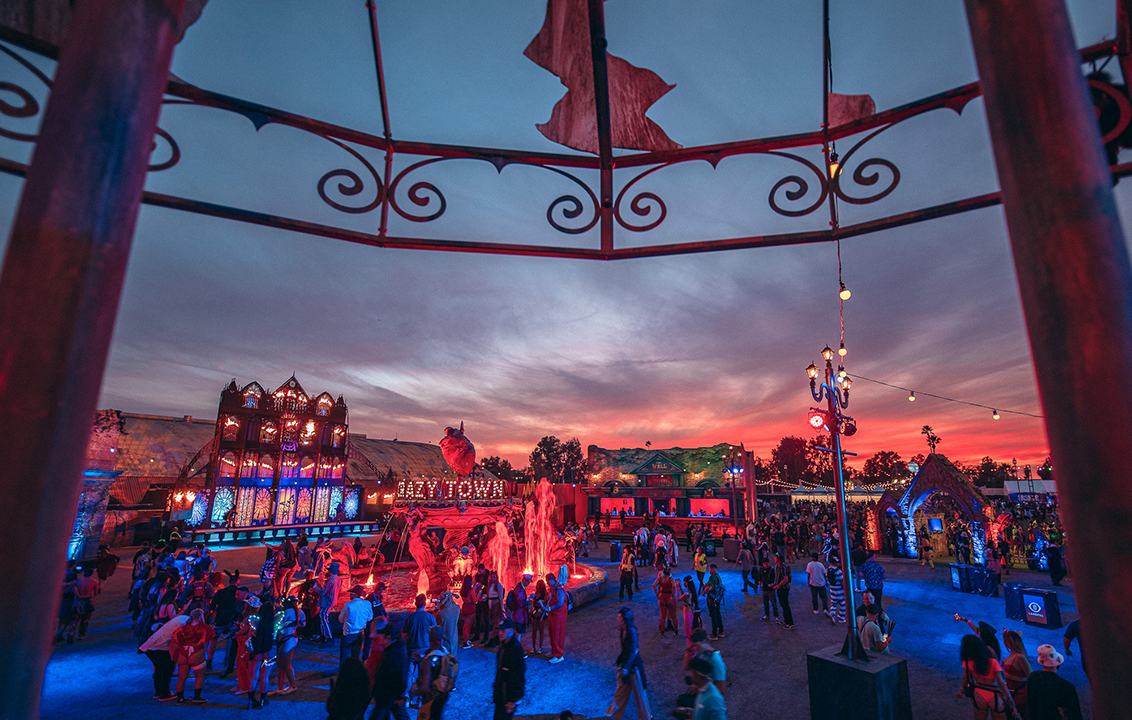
[
  {"left": 722, "top": 538, "right": 740, "bottom": 563},
  {"left": 950, "top": 563, "right": 974, "bottom": 593},
  {"left": 705, "top": 540, "right": 716, "bottom": 557},
  {"left": 1021, "top": 588, "right": 1063, "bottom": 629},
  {"left": 609, "top": 540, "right": 622, "bottom": 563},
  {"left": 1004, "top": 583, "right": 1025, "bottom": 620}
]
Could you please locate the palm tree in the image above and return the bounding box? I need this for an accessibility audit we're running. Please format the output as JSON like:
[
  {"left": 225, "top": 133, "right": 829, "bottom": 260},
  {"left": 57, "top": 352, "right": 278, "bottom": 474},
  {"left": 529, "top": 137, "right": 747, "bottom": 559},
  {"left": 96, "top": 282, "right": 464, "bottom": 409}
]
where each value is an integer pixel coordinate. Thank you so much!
[{"left": 921, "top": 425, "right": 942, "bottom": 454}]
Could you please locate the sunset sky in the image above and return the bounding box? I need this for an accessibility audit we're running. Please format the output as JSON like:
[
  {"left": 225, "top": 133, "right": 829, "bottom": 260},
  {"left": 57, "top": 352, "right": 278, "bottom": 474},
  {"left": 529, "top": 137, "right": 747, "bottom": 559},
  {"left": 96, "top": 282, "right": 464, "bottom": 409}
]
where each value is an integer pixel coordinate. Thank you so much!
[{"left": 1, "top": 0, "right": 1128, "bottom": 473}]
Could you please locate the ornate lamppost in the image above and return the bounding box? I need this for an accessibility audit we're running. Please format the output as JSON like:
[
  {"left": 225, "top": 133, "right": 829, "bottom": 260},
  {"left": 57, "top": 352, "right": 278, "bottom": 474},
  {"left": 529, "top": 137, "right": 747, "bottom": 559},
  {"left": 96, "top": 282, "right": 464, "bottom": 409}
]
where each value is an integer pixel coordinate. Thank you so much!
[{"left": 807, "top": 345, "right": 864, "bottom": 659}]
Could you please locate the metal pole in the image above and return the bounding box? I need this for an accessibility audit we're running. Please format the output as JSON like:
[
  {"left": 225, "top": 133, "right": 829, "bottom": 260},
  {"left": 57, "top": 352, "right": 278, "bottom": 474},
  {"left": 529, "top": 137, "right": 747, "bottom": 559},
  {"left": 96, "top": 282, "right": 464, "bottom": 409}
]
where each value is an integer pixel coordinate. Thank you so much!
[
  {"left": 964, "top": 1, "right": 1132, "bottom": 717},
  {"left": 0, "top": 1, "right": 187, "bottom": 716},
  {"left": 829, "top": 369, "right": 857, "bottom": 659}
]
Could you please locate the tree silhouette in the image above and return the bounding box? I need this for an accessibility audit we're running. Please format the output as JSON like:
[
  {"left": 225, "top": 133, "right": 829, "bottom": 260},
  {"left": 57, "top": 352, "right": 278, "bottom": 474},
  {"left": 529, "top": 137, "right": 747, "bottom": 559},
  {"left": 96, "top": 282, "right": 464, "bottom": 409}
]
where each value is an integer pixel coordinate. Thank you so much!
[{"left": 921, "top": 425, "right": 942, "bottom": 454}]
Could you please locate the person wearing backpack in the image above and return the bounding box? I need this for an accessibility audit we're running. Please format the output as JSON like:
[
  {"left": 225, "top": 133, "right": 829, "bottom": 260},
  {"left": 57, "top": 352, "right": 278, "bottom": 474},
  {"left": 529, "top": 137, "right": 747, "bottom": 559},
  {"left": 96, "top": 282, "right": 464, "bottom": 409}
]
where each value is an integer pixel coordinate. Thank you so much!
[
  {"left": 418, "top": 625, "right": 457, "bottom": 719},
  {"left": 770, "top": 554, "right": 795, "bottom": 631}
]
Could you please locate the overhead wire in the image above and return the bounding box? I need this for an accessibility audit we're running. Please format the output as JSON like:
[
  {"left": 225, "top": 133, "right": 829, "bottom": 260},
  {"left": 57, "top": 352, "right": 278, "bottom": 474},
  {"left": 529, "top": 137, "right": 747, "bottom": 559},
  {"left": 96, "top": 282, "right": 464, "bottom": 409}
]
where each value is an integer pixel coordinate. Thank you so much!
[{"left": 849, "top": 374, "right": 1045, "bottom": 419}]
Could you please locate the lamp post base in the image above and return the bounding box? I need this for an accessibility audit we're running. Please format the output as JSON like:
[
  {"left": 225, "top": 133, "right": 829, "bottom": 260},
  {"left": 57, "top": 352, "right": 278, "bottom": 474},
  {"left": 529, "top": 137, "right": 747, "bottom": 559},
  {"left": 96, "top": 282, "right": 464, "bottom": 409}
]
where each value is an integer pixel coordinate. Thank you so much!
[{"left": 806, "top": 644, "right": 912, "bottom": 720}]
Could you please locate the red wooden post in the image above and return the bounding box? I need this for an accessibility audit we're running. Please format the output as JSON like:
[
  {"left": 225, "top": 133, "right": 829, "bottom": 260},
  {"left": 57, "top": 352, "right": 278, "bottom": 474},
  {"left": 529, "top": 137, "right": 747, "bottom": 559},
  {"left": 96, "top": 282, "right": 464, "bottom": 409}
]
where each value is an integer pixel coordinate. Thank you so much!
[
  {"left": 964, "top": 1, "right": 1132, "bottom": 717},
  {"left": 0, "top": 1, "right": 186, "bottom": 716}
]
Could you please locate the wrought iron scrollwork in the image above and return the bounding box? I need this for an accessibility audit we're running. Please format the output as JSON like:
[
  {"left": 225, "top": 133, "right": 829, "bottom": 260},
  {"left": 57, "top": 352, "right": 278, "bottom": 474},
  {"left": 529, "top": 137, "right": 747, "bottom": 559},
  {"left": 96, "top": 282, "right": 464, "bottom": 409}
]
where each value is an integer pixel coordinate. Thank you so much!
[
  {"left": 541, "top": 165, "right": 599, "bottom": 234},
  {"left": 388, "top": 158, "right": 446, "bottom": 222},
  {"left": 765, "top": 151, "right": 830, "bottom": 217},
  {"left": 0, "top": 43, "right": 48, "bottom": 142},
  {"left": 830, "top": 127, "right": 900, "bottom": 206},
  {"left": 148, "top": 127, "right": 181, "bottom": 172},
  {"left": 317, "top": 138, "right": 384, "bottom": 214},
  {"left": 615, "top": 164, "right": 669, "bottom": 232}
]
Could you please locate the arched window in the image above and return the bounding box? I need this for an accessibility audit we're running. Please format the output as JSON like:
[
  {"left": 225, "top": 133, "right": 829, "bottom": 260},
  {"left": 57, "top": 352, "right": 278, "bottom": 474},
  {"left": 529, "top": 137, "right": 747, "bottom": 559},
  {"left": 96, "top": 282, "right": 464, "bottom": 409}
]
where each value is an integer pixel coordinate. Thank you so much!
[
  {"left": 221, "top": 416, "right": 240, "bottom": 442},
  {"left": 282, "top": 418, "right": 299, "bottom": 444},
  {"left": 240, "top": 453, "right": 259, "bottom": 479},
  {"left": 219, "top": 452, "right": 238, "bottom": 479},
  {"left": 316, "top": 393, "right": 334, "bottom": 416},
  {"left": 300, "top": 456, "right": 316, "bottom": 479},
  {"left": 258, "top": 454, "right": 276, "bottom": 482},
  {"left": 330, "top": 425, "right": 344, "bottom": 449},
  {"left": 260, "top": 421, "right": 278, "bottom": 445},
  {"left": 300, "top": 420, "right": 317, "bottom": 446},
  {"left": 280, "top": 452, "right": 299, "bottom": 481}
]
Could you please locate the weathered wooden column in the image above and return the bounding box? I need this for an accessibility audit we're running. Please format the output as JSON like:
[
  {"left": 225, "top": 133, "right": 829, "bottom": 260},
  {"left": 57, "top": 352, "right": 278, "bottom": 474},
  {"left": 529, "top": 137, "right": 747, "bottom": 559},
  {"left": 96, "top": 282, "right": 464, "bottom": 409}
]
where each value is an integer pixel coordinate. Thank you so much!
[
  {"left": 964, "top": 1, "right": 1132, "bottom": 718},
  {"left": 0, "top": 1, "right": 185, "bottom": 717}
]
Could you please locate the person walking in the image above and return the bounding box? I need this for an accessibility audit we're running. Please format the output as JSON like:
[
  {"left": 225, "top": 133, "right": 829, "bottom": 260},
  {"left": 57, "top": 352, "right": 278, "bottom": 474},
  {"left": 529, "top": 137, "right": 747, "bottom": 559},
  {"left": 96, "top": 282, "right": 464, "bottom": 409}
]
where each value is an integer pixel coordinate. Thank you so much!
[
  {"left": 493, "top": 620, "right": 526, "bottom": 720},
  {"left": 655, "top": 567, "right": 679, "bottom": 637},
  {"left": 139, "top": 610, "right": 188, "bottom": 701},
  {"left": 735, "top": 543, "right": 757, "bottom": 595},
  {"left": 1044, "top": 542, "right": 1066, "bottom": 586},
  {"left": 1000, "top": 630, "right": 1031, "bottom": 717},
  {"left": 1026, "top": 644, "right": 1081, "bottom": 720},
  {"left": 607, "top": 607, "right": 652, "bottom": 720},
  {"left": 545, "top": 573, "right": 568, "bottom": 663},
  {"left": 417, "top": 626, "right": 457, "bottom": 719},
  {"left": 170, "top": 608, "right": 214, "bottom": 704},
  {"left": 677, "top": 576, "right": 701, "bottom": 647},
  {"left": 956, "top": 634, "right": 1016, "bottom": 720},
  {"left": 827, "top": 554, "right": 846, "bottom": 625},
  {"left": 676, "top": 656, "right": 727, "bottom": 720},
  {"left": 805, "top": 553, "right": 828, "bottom": 615},
  {"left": 247, "top": 597, "right": 277, "bottom": 710},
  {"left": 372, "top": 622, "right": 410, "bottom": 720},
  {"left": 693, "top": 547, "right": 708, "bottom": 590},
  {"left": 619, "top": 548, "right": 636, "bottom": 602},
  {"left": 435, "top": 590, "right": 462, "bottom": 653},
  {"left": 771, "top": 555, "right": 794, "bottom": 630},
  {"left": 859, "top": 552, "right": 886, "bottom": 608},
  {"left": 273, "top": 596, "right": 304, "bottom": 695},
  {"left": 701, "top": 564, "right": 726, "bottom": 639},
  {"left": 758, "top": 558, "right": 778, "bottom": 622},
  {"left": 919, "top": 529, "right": 935, "bottom": 568},
  {"left": 318, "top": 563, "right": 342, "bottom": 643},
  {"left": 230, "top": 598, "right": 258, "bottom": 696},
  {"left": 339, "top": 584, "right": 373, "bottom": 666}
]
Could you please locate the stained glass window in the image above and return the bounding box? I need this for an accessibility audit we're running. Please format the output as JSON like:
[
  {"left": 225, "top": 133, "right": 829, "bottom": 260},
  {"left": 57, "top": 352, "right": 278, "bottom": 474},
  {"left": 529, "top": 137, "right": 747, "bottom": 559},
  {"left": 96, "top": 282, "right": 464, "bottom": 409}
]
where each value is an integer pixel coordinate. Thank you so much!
[
  {"left": 295, "top": 487, "right": 313, "bottom": 522},
  {"left": 211, "top": 487, "right": 235, "bottom": 524},
  {"left": 314, "top": 486, "right": 330, "bottom": 523},
  {"left": 280, "top": 452, "right": 299, "bottom": 480},
  {"left": 275, "top": 487, "right": 296, "bottom": 526},
  {"left": 330, "top": 425, "right": 344, "bottom": 448},
  {"left": 188, "top": 490, "right": 210, "bottom": 527},
  {"left": 300, "top": 420, "right": 317, "bottom": 446},
  {"left": 253, "top": 488, "right": 272, "bottom": 522},
  {"left": 237, "top": 486, "right": 255, "bottom": 526},
  {"left": 332, "top": 460, "right": 345, "bottom": 480},
  {"left": 259, "top": 454, "right": 276, "bottom": 482},
  {"left": 343, "top": 488, "right": 359, "bottom": 519},
  {"left": 240, "top": 453, "right": 259, "bottom": 479},
  {"left": 282, "top": 418, "right": 299, "bottom": 444},
  {"left": 330, "top": 487, "right": 344, "bottom": 519}
]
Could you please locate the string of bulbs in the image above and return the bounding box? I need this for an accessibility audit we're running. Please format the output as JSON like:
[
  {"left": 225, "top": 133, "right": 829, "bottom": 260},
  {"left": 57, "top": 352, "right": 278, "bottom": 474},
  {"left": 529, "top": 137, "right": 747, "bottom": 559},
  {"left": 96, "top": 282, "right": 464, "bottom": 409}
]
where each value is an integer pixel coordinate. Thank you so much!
[{"left": 848, "top": 374, "right": 1044, "bottom": 420}]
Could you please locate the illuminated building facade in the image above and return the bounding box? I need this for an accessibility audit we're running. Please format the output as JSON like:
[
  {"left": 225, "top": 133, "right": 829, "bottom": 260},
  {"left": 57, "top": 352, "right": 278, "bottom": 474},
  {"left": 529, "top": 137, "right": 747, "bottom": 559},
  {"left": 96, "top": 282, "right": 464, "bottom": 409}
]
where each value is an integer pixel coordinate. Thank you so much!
[{"left": 193, "top": 376, "right": 360, "bottom": 529}]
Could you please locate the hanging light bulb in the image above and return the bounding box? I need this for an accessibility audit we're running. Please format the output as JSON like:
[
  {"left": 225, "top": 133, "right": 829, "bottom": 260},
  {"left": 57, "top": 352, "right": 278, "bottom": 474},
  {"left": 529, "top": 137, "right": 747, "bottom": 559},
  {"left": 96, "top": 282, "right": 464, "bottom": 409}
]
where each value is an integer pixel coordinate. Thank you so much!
[
  {"left": 908, "top": 391, "right": 916, "bottom": 402},
  {"left": 837, "top": 365, "right": 847, "bottom": 378},
  {"left": 992, "top": 409, "right": 1000, "bottom": 420},
  {"left": 838, "top": 342, "right": 847, "bottom": 357},
  {"left": 828, "top": 150, "right": 840, "bottom": 180},
  {"left": 839, "top": 282, "right": 851, "bottom": 301}
]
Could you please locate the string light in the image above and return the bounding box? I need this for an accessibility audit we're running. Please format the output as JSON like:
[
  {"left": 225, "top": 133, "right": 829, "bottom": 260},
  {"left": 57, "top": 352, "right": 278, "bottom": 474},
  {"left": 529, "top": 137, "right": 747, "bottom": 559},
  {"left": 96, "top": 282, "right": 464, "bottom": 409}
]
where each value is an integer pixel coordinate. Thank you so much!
[
  {"left": 992, "top": 409, "right": 1000, "bottom": 420},
  {"left": 853, "top": 374, "right": 1044, "bottom": 419}
]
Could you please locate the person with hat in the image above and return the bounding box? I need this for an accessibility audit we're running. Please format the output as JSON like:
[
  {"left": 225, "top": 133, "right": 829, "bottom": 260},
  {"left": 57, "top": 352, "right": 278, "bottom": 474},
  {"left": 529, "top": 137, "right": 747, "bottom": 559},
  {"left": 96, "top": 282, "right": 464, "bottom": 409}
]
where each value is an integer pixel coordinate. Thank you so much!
[
  {"left": 317, "top": 562, "right": 342, "bottom": 644},
  {"left": 545, "top": 573, "right": 568, "bottom": 664},
  {"left": 435, "top": 590, "right": 461, "bottom": 654},
  {"left": 493, "top": 619, "right": 526, "bottom": 720},
  {"left": 339, "top": 584, "right": 373, "bottom": 666},
  {"left": 1026, "top": 645, "right": 1081, "bottom": 720},
  {"left": 675, "top": 656, "right": 726, "bottom": 720},
  {"left": 607, "top": 607, "right": 652, "bottom": 720}
]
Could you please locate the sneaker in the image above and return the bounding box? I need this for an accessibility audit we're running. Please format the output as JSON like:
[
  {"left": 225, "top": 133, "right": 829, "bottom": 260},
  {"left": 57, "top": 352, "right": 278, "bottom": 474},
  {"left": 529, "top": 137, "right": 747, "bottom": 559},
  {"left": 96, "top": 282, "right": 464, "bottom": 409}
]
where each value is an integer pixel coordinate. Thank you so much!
[
  {"left": 784, "top": 624, "right": 795, "bottom": 630},
  {"left": 761, "top": 615, "right": 769, "bottom": 621},
  {"left": 548, "top": 656, "right": 564, "bottom": 664},
  {"left": 191, "top": 695, "right": 206, "bottom": 704},
  {"left": 155, "top": 695, "right": 175, "bottom": 702},
  {"left": 716, "top": 632, "right": 726, "bottom": 639},
  {"left": 462, "top": 641, "right": 472, "bottom": 649},
  {"left": 813, "top": 610, "right": 819, "bottom": 614}
]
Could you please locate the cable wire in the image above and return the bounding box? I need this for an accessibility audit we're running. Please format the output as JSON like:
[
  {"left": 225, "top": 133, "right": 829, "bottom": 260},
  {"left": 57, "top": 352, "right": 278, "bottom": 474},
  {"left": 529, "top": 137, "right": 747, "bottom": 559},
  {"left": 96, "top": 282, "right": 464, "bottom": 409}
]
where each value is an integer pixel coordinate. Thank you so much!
[{"left": 849, "top": 374, "right": 1044, "bottom": 419}]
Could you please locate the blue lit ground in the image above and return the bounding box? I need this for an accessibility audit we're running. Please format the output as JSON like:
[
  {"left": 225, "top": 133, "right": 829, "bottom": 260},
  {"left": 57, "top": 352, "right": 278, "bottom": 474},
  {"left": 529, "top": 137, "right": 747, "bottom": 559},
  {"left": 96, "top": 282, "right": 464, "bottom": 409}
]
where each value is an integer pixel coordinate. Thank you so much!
[{"left": 41, "top": 541, "right": 1093, "bottom": 719}]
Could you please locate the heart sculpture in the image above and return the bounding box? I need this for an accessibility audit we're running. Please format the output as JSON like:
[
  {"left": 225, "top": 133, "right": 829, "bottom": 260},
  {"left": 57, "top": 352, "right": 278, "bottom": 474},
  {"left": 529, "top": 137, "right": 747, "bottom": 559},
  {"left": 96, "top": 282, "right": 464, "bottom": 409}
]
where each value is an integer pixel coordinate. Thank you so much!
[{"left": 440, "top": 422, "right": 476, "bottom": 477}]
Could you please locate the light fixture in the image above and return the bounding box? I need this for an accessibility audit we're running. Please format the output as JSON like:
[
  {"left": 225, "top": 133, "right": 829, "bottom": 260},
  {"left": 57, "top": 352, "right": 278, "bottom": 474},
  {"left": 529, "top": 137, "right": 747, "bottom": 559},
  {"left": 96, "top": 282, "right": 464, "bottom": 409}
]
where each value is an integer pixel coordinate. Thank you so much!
[
  {"left": 843, "top": 376, "right": 852, "bottom": 391},
  {"left": 908, "top": 391, "right": 916, "bottom": 402},
  {"left": 828, "top": 150, "right": 840, "bottom": 180},
  {"left": 839, "top": 282, "right": 851, "bottom": 301},
  {"left": 838, "top": 342, "right": 847, "bottom": 357},
  {"left": 821, "top": 346, "right": 834, "bottom": 362},
  {"left": 807, "top": 363, "right": 819, "bottom": 379},
  {"left": 992, "top": 409, "right": 1000, "bottom": 420},
  {"left": 837, "top": 365, "right": 847, "bottom": 378}
]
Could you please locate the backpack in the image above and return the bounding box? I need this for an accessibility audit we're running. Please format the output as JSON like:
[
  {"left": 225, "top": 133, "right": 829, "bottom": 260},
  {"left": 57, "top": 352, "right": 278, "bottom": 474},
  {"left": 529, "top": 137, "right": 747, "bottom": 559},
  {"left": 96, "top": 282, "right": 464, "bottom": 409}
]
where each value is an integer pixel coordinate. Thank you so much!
[
  {"left": 191, "top": 580, "right": 208, "bottom": 601},
  {"left": 429, "top": 651, "right": 459, "bottom": 693},
  {"left": 708, "top": 579, "right": 725, "bottom": 604}
]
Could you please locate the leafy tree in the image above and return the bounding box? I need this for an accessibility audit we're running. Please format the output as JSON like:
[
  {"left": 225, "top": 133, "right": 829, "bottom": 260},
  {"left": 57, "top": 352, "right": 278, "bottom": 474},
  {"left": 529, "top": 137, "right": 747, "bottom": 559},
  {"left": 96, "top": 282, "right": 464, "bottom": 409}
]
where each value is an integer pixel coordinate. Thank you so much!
[
  {"left": 921, "top": 425, "right": 942, "bottom": 454},
  {"left": 1036, "top": 456, "right": 1054, "bottom": 482},
  {"left": 526, "top": 436, "right": 587, "bottom": 483},
  {"left": 771, "top": 436, "right": 812, "bottom": 488},
  {"left": 972, "top": 456, "right": 1011, "bottom": 488},
  {"left": 861, "top": 450, "right": 908, "bottom": 484},
  {"left": 481, "top": 455, "right": 517, "bottom": 482},
  {"left": 807, "top": 434, "right": 837, "bottom": 487}
]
